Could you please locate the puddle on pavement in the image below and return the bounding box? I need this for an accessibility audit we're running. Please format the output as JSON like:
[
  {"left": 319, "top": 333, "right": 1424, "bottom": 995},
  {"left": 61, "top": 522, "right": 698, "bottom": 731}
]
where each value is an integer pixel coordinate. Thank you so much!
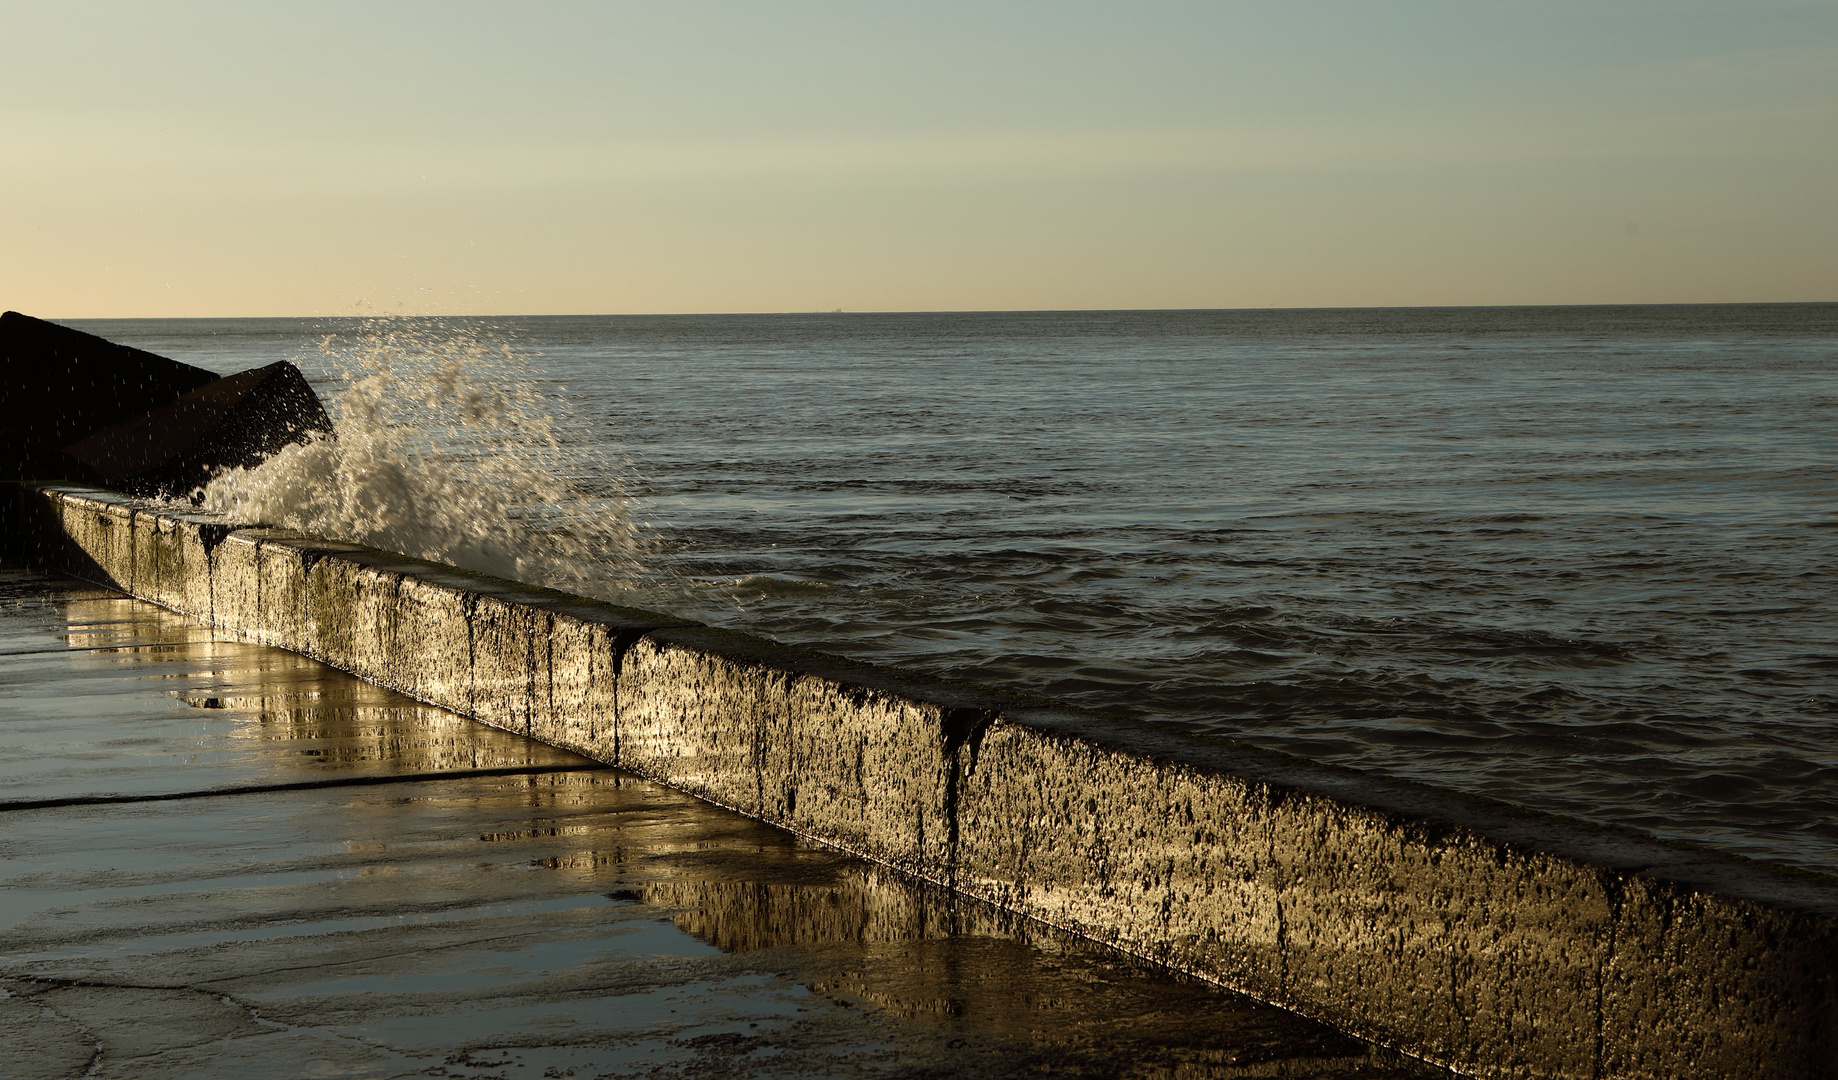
[{"left": 0, "top": 566, "right": 1447, "bottom": 1078}]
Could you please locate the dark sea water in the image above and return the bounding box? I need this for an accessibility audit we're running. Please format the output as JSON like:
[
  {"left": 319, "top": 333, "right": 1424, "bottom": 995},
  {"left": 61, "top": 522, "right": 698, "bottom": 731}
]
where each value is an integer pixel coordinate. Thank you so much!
[{"left": 77, "top": 305, "right": 1838, "bottom": 876}]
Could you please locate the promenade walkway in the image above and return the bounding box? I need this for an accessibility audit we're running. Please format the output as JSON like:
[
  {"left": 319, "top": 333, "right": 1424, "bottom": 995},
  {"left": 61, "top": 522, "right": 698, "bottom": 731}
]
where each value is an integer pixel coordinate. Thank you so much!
[{"left": 0, "top": 567, "right": 1441, "bottom": 1079}]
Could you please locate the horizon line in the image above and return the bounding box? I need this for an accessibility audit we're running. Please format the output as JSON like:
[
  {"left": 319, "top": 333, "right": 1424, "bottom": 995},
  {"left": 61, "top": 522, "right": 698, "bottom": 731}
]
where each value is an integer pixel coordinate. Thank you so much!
[{"left": 41, "top": 299, "right": 1838, "bottom": 322}]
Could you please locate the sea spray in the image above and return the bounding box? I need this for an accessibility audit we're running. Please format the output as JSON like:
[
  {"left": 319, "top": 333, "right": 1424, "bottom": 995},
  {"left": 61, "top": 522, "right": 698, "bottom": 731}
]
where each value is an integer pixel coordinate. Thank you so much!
[{"left": 193, "top": 317, "right": 652, "bottom": 603}]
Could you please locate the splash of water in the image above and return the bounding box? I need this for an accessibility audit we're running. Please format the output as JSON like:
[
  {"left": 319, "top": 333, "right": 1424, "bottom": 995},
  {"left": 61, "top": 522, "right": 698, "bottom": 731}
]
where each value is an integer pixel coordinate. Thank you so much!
[{"left": 195, "top": 318, "right": 649, "bottom": 602}]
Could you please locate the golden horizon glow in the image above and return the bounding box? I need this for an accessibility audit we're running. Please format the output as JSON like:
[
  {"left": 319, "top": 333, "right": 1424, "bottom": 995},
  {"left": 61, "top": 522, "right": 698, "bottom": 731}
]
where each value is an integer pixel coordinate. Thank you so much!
[{"left": 5, "top": 2, "right": 1834, "bottom": 318}]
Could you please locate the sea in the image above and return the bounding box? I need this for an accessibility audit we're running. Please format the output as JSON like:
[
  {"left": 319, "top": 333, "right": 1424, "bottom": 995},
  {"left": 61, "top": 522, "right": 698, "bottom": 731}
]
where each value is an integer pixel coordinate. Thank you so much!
[{"left": 71, "top": 305, "right": 1838, "bottom": 876}]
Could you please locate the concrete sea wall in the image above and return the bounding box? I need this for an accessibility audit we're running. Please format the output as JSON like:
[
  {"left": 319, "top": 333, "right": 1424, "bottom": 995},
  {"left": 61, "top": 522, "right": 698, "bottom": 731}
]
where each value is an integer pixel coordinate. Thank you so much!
[{"left": 11, "top": 483, "right": 1837, "bottom": 1080}]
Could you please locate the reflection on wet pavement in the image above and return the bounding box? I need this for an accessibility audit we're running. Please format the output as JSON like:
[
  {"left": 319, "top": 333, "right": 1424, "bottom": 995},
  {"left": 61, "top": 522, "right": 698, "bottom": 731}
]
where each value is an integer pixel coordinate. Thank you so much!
[
  {"left": 0, "top": 571, "right": 583, "bottom": 804},
  {"left": 0, "top": 568, "right": 1446, "bottom": 1079}
]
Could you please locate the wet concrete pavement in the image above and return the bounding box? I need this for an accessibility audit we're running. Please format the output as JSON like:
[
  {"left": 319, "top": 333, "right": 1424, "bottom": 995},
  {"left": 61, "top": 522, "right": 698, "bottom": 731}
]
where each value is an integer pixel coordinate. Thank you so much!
[{"left": 0, "top": 567, "right": 1447, "bottom": 1080}]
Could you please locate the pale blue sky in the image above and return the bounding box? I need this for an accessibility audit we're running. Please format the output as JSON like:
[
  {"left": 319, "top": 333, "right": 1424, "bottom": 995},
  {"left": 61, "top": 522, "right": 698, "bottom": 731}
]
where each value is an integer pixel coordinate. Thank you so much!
[{"left": 5, "top": 1, "right": 1834, "bottom": 315}]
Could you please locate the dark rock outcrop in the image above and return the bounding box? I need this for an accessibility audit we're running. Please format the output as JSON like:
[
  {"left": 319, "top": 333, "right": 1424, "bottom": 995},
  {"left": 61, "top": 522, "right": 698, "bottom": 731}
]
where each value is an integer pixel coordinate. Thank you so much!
[
  {"left": 1, "top": 311, "right": 220, "bottom": 482},
  {"left": 61, "top": 360, "right": 333, "bottom": 497},
  {"left": 1, "top": 311, "right": 333, "bottom": 497}
]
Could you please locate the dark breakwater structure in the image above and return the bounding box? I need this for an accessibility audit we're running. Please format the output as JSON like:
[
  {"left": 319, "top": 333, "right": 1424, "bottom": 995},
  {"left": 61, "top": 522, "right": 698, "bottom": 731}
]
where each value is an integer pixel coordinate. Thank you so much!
[{"left": 4, "top": 313, "right": 1836, "bottom": 1080}]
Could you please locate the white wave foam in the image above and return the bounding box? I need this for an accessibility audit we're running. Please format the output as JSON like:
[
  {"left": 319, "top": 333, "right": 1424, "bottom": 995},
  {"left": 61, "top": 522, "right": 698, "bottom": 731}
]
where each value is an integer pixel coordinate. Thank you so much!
[{"left": 193, "top": 318, "right": 649, "bottom": 602}]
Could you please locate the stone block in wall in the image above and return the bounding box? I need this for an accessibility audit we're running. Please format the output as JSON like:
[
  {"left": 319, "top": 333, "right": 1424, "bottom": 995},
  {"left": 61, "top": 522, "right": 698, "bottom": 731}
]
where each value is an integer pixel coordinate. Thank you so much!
[
  {"left": 1600, "top": 874, "right": 1838, "bottom": 1079},
  {"left": 207, "top": 530, "right": 268, "bottom": 643},
  {"left": 380, "top": 565, "right": 485, "bottom": 717},
  {"left": 617, "top": 625, "right": 1000, "bottom": 877},
  {"left": 291, "top": 539, "right": 376, "bottom": 668},
  {"left": 952, "top": 712, "right": 1287, "bottom": 996},
  {"left": 46, "top": 488, "right": 135, "bottom": 591},
  {"left": 226, "top": 530, "right": 352, "bottom": 655},
  {"left": 534, "top": 610, "right": 618, "bottom": 758},
  {"left": 275, "top": 554, "right": 676, "bottom": 755},
  {"left": 533, "top": 598, "right": 679, "bottom": 761},
  {"left": 599, "top": 629, "right": 770, "bottom": 812},
  {"left": 466, "top": 586, "right": 550, "bottom": 739},
  {"left": 330, "top": 556, "right": 409, "bottom": 693},
  {"left": 128, "top": 506, "right": 231, "bottom": 619},
  {"left": 767, "top": 672, "right": 976, "bottom": 876},
  {"left": 1265, "top": 797, "right": 1607, "bottom": 1078}
]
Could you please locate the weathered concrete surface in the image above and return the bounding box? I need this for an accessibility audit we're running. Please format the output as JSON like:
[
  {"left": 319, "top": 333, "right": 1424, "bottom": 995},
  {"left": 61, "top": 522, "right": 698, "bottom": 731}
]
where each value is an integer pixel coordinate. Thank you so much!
[
  {"left": 10, "top": 483, "right": 1838, "bottom": 1080},
  {"left": 0, "top": 567, "right": 1439, "bottom": 1079}
]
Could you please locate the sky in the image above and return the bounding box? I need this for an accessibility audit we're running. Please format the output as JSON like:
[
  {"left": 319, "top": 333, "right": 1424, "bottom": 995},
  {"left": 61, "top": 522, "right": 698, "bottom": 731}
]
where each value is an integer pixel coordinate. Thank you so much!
[{"left": 4, "top": 1, "right": 1834, "bottom": 316}]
